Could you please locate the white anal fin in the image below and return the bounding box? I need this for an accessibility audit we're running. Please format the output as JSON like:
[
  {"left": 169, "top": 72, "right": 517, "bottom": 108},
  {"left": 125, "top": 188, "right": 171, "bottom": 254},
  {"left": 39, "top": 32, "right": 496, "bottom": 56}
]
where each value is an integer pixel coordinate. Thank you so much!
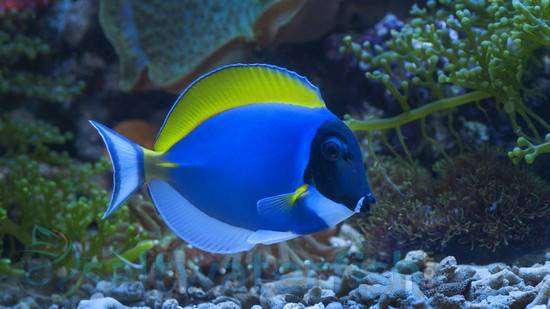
[
  {"left": 247, "top": 230, "right": 298, "bottom": 245},
  {"left": 147, "top": 180, "right": 255, "bottom": 254}
]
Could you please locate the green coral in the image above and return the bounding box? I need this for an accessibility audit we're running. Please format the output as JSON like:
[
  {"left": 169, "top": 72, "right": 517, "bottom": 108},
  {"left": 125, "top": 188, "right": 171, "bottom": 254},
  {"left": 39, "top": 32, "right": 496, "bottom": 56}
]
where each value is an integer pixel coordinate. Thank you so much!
[
  {"left": 341, "top": 0, "right": 550, "bottom": 162},
  {"left": 0, "top": 8, "right": 150, "bottom": 290},
  {"left": 0, "top": 10, "right": 84, "bottom": 103},
  {"left": 361, "top": 148, "right": 550, "bottom": 261},
  {"left": 0, "top": 116, "right": 149, "bottom": 287},
  {"left": 508, "top": 133, "right": 550, "bottom": 164}
]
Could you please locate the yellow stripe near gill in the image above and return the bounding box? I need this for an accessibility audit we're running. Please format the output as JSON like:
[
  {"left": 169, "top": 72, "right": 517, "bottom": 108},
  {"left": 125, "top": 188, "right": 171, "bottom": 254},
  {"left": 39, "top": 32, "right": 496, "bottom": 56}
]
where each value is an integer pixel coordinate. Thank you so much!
[
  {"left": 153, "top": 65, "right": 326, "bottom": 152},
  {"left": 289, "top": 184, "right": 309, "bottom": 206}
]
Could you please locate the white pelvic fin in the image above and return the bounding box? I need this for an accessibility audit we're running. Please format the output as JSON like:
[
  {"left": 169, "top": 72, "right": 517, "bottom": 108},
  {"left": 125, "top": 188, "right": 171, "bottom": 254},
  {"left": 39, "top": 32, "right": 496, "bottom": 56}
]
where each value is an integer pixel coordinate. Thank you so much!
[
  {"left": 89, "top": 121, "right": 144, "bottom": 219},
  {"left": 247, "top": 230, "right": 299, "bottom": 245},
  {"left": 147, "top": 180, "right": 256, "bottom": 254}
]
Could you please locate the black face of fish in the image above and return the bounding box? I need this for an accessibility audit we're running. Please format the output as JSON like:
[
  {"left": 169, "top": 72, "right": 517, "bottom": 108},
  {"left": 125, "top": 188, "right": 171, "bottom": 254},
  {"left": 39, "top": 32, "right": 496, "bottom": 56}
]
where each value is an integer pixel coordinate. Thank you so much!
[{"left": 306, "top": 120, "right": 376, "bottom": 213}]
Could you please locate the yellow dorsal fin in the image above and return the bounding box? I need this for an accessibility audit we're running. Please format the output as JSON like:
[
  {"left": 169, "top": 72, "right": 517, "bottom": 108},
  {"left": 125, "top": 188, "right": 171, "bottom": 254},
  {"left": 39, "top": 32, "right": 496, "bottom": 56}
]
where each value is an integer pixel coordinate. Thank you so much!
[{"left": 154, "top": 64, "right": 326, "bottom": 152}]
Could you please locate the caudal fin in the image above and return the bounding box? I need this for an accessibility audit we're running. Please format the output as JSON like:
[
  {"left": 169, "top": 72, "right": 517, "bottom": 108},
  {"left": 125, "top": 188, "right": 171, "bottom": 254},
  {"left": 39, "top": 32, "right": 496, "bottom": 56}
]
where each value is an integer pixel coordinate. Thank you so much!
[{"left": 89, "top": 121, "right": 145, "bottom": 219}]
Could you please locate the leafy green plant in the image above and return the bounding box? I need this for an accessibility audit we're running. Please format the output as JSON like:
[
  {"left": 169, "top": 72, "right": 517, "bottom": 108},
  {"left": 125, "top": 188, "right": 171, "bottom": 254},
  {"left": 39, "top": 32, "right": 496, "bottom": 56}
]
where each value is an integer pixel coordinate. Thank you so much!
[{"left": 341, "top": 0, "right": 550, "bottom": 163}]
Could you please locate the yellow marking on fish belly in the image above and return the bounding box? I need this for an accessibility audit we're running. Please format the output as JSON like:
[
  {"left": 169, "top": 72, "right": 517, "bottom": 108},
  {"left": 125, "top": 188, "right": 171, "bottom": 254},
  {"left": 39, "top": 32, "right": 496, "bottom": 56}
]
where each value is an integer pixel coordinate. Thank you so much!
[{"left": 290, "top": 184, "right": 309, "bottom": 206}]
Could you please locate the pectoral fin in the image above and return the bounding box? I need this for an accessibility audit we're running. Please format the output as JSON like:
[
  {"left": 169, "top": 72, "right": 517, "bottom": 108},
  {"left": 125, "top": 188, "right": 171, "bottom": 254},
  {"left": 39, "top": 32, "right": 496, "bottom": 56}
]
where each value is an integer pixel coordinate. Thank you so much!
[{"left": 256, "top": 184, "right": 309, "bottom": 223}]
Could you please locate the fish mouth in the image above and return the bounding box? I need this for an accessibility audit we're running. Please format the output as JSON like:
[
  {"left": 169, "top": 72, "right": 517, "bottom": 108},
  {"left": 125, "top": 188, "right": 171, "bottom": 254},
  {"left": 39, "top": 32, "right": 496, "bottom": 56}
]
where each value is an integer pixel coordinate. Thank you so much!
[{"left": 354, "top": 193, "right": 376, "bottom": 213}]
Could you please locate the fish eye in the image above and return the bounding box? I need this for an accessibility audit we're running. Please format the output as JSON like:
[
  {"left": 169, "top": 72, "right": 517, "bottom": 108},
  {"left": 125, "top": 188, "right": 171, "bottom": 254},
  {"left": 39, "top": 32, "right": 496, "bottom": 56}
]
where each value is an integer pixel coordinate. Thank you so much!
[{"left": 321, "top": 137, "right": 345, "bottom": 161}]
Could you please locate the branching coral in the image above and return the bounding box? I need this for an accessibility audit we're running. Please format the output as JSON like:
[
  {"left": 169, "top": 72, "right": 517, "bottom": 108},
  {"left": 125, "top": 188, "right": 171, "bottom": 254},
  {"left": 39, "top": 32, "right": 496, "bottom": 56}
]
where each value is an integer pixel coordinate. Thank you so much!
[
  {"left": 361, "top": 148, "right": 550, "bottom": 262},
  {"left": 0, "top": 10, "right": 84, "bottom": 103},
  {"left": 0, "top": 116, "right": 151, "bottom": 289},
  {"left": 341, "top": 0, "right": 550, "bottom": 162},
  {"left": 508, "top": 133, "right": 550, "bottom": 164}
]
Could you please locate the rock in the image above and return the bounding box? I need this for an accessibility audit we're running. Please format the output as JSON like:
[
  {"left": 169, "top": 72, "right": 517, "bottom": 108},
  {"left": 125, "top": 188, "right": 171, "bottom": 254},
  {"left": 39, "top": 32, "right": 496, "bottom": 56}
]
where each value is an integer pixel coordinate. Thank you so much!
[
  {"left": 395, "top": 250, "right": 429, "bottom": 275},
  {"left": 0, "top": 284, "right": 22, "bottom": 306},
  {"left": 340, "top": 265, "right": 390, "bottom": 294},
  {"left": 348, "top": 273, "right": 426, "bottom": 307},
  {"left": 409, "top": 271, "right": 424, "bottom": 286},
  {"left": 216, "top": 301, "right": 240, "bottom": 309},
  {"left": 281, "top": 270, "right": 318, "bottom": 280},
  {"left": 453, "top": 265, "right": 478, "bottom": 283},
  {"left": 425, "top": 279, "right": 472, "bottom": 297},
  {"left": 404, "top": 250, "right": 429, "bottom": 270},
  {"left": 340, "top": 299, "right": 364, "bottom": 309},
  {"left": 77, "top": 297, "right": 149, "bottom": 309},
  {"left": 463, "top": 289, "right": 536, "bottom": 309},
  {"left": 90, "top": 293, "right": 105, "bottom": 300},
  {"left": 488, "top": 263, "right": 511, "bottom": 274},
  {"left": 468, "top": 265, "right": 493, "bottom": 282},
  {"left": 508, "top": 290, "right": 537, "bottom": 308},
  {"left": 234, "top": 292, "right": 259, "bottom": 308},
  {"left": 423, "top": 261, "right": 438, "bottom": 278},
  {"left": 188, "top": 287, "right": 207, "bottom": 300},
  {"left": 266, "top": 294, "right": 302, "bottom": 308},
  {"left": 518, "top": 262, "right": 550, "bottom": 286},
  {"left": 196, "top": 303, "right": 220, "bottom": 309},
  {"left": 436, "top": 256, "right": 457, "bottom": 273},
  {"left": 377, "top": 278, "right": 427, "bottom": 308},
  {"left": 433, "top": 256, "right": 477, "bottom": 285},
  {"left": 13, "top": 296, "right": 39, "bottom": 309},
  {"left": 348, "top": 284, "right": 387, "bottom": 306},
  {"left": 260, "top": 276, "right": 340, "bottom": 306},
  {"left": 304, "top": 303, "right": 325, "bottom": 309},
  {"left": 481, "top": 294, "right": 519, "bottom": 308},
  {"left": 161, "top": 298, "right": 179, "bottom": 309},
  {"left": 283, "top": 303, "right": 305, "bottom": 309},
  {"left": 428, "top": 294, "right": 465, "bottom": 309},
  {"left": 111, "top": 282, "right": 145, "bottom": 302},
  {"left": 303, "top": 286, "right": 336, "bottom": 305},
  {"left": 470, "top": 269, "right": 524, "bottom": 299},
  {"left": 324, "top": 302, "right": 343, "bottom": 309},
  {"left": 49, "top": 294, "right": 68, "bottom": 308},
  {"left": 365, "top": 261, "right": 388, "bottom": 273},
  {"left": 95, "top": 281, "right": 113, "bottom": 295},
  {"left": 434, "top": 257, "right": 458, "bottom": 282},
  {"left": 395, "top": 260, "right": 419, "bottom": 275},
  {"left": 144, "top": 289, "right": 163, "bottom": 309},
  {"left": 527, "top": 275, "right": 550, "bottom": 308},
  {"left": 209, "top": 295, "right": 241, "bottom": 309},
  {"left": 210, "top": 280, "right": 247, "bottom": 298}
]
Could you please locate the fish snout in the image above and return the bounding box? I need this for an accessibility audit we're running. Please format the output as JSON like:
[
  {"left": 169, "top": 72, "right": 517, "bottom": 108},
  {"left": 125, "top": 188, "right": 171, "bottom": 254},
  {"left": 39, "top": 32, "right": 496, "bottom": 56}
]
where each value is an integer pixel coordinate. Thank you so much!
[{"left": 354, "top": 193, "right": 376, "bottom": 213}]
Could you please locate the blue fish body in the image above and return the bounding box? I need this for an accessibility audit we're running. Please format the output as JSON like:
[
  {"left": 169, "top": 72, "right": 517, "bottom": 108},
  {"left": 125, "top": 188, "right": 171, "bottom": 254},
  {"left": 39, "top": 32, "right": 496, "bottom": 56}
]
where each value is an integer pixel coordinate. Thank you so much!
[
  {"left": 90, "top": 64, "right": 375, "bottom": 253},
  {"left": 165, "top": 103, "right": 335, "bottom": 233}
]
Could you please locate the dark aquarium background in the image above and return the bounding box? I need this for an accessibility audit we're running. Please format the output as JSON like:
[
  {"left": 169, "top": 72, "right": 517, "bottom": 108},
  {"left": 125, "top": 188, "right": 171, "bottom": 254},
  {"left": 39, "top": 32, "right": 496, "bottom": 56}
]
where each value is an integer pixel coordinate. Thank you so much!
[{"left": 1, "top": 0, "right": 550, "bottom": 308}]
